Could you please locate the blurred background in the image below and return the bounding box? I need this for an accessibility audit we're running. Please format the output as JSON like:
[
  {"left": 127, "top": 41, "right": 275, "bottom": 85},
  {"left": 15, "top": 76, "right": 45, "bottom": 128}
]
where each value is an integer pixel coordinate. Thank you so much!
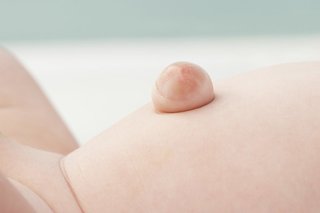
[
  {"left": 1, "top": 0, "right": 320, "bottom": 40},
  {"left": 1, "top": 0, "right": 320, "bottom": 143}
]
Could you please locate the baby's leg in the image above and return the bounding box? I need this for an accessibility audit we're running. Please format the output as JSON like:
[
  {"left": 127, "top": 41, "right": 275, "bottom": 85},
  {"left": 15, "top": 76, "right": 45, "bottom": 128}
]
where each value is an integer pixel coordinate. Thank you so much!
[
  {"left": 0, "top": 135, "right": 81, "bottom": 212},
  {"left": 0, "top": 49, "right": 78, "bottom": 154},
  {"left": 0, "top": 171, "right": 36, "bottom": 213}
]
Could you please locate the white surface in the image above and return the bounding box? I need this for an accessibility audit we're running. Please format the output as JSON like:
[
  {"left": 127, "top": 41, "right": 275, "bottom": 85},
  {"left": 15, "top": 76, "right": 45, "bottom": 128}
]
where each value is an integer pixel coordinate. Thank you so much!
[{"left": 4, "top": 36, "right": 320, "bottom": 144}]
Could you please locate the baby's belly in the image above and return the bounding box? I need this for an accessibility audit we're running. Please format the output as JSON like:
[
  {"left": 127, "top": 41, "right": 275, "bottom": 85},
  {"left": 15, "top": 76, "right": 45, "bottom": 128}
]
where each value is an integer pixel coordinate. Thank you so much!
[{"left": 63, "top": 62, "right": 320, "bottom": 212}]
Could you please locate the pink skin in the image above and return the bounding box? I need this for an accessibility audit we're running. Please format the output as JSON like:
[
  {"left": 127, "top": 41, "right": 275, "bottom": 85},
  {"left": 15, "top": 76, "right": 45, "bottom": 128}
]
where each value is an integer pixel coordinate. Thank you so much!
[
  {"left": 152, "top": 62, "right": 215, "bottom": 113},
  {"left": 1, "top": 50, "right": 320, "bottom": 213},
  {"left": 63, "top": 62, "right": 320, "bottom": 212},
  {"left": 0, "top": 171, "right": 36, "bottom": 213},
  {"left": 0, "top": 49, "right": 78, "bottom": 154},
  {"left": 0, "top": 53, "right": 212, "bottom": 212},
  {"left": 0, "top": 49, "right": 80, "bottom": 212},
  {"left": 0, "top": 136, "right": 81, "bottom": 213}
]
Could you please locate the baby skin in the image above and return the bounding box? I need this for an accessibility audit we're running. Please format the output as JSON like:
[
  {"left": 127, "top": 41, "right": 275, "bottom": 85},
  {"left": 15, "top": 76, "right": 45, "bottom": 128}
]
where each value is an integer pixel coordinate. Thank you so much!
[{"left": 0, "top": 49, "right": 320, "bottom": 212}]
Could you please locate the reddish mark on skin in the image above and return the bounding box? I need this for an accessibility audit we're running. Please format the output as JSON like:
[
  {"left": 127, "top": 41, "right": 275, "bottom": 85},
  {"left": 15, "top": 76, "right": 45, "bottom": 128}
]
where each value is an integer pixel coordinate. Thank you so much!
[{"left": 157, "top": 63, "right": 205, "bottom": 101}]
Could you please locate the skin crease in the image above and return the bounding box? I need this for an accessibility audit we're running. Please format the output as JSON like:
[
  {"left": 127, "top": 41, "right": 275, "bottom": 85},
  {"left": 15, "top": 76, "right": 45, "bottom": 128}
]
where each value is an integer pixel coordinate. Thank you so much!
[
  {"left": 62, "top": 62, "right": 320, "bottom": 213},
  {"left": 0, "top": 49, "right": 80, "bottom": 212},
  {"left": 1, "top": 53, "right": 320, "bottom": 212},
  {"left": 8, "top": 178, "right": 53, "bottom": 213},
  {"left": 0, "top": 137, "right": 82, "bottom": 213},
  {"left": 0, "top": 172, "right": 36, "bottom": 213}
]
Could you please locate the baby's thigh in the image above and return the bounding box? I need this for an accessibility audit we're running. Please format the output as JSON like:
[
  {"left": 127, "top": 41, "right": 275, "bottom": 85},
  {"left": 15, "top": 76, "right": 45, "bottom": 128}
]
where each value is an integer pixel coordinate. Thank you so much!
[
  {"left": 0, "top": 172, "right": 36, "bottom": 213},
  {"left": 0, "top": 138, "right": 81, "bottom": 213}
]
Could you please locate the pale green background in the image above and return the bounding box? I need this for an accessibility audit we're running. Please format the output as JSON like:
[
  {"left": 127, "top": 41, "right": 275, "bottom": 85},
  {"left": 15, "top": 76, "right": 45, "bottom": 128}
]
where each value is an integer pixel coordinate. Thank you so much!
[{"left": 1, "top": 0, "right": 319, "bottom": 41}]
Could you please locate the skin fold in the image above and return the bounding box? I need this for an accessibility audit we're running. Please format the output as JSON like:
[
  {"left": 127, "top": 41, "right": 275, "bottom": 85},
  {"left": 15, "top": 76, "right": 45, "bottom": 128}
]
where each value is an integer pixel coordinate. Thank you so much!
[
  {"left": 0, "top": 49, "right": 80, "bottom": 212},
  {"left": 0, "top": 136, "right": 82, "bottom": 213},
  {"left": 0, "top": 171, "right": 36, "bottom": 213}
]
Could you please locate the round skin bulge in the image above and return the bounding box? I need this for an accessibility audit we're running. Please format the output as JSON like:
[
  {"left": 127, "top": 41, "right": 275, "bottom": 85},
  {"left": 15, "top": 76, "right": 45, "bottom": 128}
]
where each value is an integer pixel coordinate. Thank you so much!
[{"left": 152, "top": 62, "right": 215, "bottom": 113}]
